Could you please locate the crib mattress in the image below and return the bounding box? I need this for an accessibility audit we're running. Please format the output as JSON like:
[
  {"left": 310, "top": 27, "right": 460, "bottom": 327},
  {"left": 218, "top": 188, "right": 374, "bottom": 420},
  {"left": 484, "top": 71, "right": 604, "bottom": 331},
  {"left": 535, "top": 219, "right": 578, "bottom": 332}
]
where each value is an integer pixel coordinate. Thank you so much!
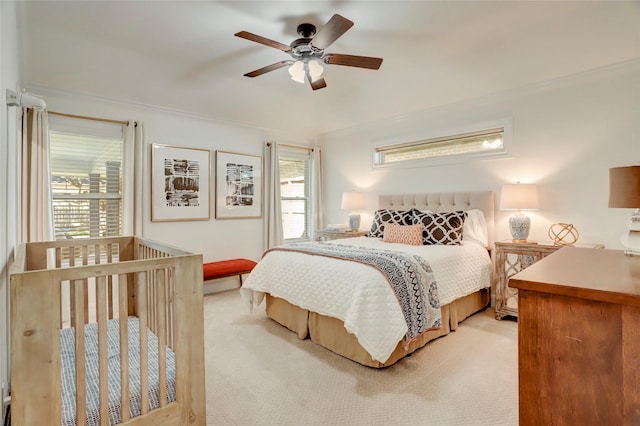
[{"left": 60, "top": 317, "right": 177, "bottom": 426}]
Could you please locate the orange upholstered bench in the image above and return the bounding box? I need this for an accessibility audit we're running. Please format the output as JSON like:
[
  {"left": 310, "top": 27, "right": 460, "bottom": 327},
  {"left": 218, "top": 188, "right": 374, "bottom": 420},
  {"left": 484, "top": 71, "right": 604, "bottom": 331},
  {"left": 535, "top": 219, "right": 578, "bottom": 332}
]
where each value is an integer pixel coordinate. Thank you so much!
[{"left": 203, "top": 258, "right": 257, "bottom": 286}]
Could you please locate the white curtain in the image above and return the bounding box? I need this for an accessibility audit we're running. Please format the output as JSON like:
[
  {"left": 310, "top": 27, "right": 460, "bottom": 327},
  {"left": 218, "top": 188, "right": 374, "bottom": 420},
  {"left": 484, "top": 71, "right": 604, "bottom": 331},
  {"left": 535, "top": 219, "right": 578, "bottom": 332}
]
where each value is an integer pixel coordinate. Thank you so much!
[
  {"left": 310, "top": 147, "right": 323, "bottom": 240},
  {"left": 20, "top": 108, "right": 54, "bottom": 242},
  {"left": 122, "top": 121, "right": 144, "bottom": 236},
  {"left": 264, "top": 142, "right": 283, "bottom": 249}
]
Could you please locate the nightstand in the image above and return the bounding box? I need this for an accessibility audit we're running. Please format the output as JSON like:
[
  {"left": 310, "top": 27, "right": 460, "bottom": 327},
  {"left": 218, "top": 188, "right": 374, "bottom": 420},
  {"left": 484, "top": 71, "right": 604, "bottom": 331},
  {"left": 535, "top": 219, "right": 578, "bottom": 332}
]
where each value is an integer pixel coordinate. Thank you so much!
[
  {"left": 493, "top": 241, "right": 604, "bottom": 320},
  {"left": 315, "top": 230, "right": 367, "bottom": 241}
]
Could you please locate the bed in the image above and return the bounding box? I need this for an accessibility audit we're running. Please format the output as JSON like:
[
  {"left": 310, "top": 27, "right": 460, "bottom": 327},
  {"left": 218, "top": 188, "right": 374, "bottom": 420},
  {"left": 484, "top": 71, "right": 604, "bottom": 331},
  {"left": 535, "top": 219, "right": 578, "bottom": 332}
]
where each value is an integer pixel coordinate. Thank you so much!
[
  {"left": 241, "top": 191, "right": 495, "bottom": 368},
  {"left": 9, "top": 236, "right": 205, "bottom": 425}
]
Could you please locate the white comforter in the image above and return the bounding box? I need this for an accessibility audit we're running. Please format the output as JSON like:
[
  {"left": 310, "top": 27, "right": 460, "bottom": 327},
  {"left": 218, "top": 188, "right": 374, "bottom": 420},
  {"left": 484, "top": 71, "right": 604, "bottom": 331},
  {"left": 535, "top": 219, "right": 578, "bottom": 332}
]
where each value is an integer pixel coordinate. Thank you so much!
[{"left": 240, "top": 237, "right": 491, "bottom": 363}]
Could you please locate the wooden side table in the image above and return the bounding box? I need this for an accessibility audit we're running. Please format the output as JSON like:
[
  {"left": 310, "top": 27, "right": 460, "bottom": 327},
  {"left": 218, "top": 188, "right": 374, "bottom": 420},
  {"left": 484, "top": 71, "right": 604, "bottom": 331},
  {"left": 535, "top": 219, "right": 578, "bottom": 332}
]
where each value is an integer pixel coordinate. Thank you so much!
[
  {"left": 315, "top": 230, "right": 367, "bottom": 241},
  {"left": 494, "top": 241, "right": 560, "bottom": 320},
  {"left": 493, "top": 241, "right": 605, "bottom": 320}
]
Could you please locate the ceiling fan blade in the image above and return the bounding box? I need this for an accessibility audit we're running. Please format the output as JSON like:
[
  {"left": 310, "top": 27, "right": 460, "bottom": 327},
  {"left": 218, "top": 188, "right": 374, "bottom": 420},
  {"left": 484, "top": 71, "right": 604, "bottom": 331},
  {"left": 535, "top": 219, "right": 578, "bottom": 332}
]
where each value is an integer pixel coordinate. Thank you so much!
[
  {"left": 323, "top": 53, "right": 383, "bottom": 70},
  {"left": 310, "top": 77, "right": 327, "bottom": 91},
  {"left": 304, "top": 66, "right": 327, "bottom": 91},
  {"left": 310, "top": 14, "right": 354, "bottom": 50},
  {"left": 235, "top": 31, "right": 292, "bottom": 53},
  {"left": 244, "top": 61, "right": 292, "bottom": 78}
]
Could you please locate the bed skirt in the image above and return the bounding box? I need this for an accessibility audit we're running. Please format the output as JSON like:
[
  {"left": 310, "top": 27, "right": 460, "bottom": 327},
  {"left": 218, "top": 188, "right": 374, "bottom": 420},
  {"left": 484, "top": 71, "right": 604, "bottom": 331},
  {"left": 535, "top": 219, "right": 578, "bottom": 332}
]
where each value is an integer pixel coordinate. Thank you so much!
[{"left": 265, "top": 289, "right": 489, "bottom": 368}]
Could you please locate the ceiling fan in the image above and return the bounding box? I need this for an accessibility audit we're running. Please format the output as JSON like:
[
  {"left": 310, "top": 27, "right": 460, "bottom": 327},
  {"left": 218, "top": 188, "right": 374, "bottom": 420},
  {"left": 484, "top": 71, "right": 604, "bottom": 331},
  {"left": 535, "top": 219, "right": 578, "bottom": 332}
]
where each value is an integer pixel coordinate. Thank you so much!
[{"left": 235, "top": 14, "right": 383, "bottom": 91}]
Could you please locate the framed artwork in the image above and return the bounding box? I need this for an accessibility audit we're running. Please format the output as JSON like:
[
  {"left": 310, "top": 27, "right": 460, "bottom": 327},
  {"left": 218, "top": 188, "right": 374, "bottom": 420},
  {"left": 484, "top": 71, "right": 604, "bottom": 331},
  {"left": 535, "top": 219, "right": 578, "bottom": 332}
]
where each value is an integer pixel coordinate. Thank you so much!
[
  {"left": 151, "top": 144, "right": 211, "bottom": 221},
  {"left": 215, "top": 150, "right": 262, "bottom": 219}
]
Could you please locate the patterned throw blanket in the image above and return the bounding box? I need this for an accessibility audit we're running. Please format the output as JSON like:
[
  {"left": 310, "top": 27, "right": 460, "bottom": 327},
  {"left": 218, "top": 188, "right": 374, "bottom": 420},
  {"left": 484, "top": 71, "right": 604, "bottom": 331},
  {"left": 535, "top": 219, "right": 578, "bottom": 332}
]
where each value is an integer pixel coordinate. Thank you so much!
[{"left": 267, "top": 242, "right": 442, "bottom": 343}]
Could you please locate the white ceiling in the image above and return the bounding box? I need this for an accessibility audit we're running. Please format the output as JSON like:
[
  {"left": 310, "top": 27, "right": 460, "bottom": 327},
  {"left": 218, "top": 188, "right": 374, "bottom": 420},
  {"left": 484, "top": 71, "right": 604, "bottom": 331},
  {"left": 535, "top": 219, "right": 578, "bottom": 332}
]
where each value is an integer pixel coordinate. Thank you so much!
[{"left": 16, "top": 1, "right": 640, "bottom": 137}]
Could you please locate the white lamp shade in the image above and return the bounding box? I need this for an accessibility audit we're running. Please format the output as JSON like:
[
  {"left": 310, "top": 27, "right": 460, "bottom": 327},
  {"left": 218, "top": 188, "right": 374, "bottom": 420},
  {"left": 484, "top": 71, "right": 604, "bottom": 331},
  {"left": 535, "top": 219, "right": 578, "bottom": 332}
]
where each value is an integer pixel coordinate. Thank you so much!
[
  {"left": 500, "top": 183, "right": 539, "bottom": 210},
  {"left": 341, "top": 191, "right": 365, "bottom": 210}
]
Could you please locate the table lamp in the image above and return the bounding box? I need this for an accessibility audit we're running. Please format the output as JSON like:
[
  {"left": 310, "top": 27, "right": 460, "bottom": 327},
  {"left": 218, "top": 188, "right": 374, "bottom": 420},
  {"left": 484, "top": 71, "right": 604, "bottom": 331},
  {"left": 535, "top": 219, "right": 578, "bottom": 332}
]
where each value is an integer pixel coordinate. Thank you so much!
[
  {"left": 608, "top": 166, "right": 640, "bottom": 256},
  {"left": 500, "top": 182, "right": 539, "bottom": 243},
  {"left": 341, "top": 191, "right": 365, "bottom": 231}
]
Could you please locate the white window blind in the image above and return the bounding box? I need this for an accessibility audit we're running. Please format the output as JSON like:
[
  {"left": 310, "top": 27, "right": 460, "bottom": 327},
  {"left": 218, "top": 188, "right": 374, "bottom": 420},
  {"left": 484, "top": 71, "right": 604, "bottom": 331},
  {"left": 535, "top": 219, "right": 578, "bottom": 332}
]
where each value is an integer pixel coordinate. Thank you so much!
[
  {"left": 374, "top": 125, "right": 508, "bottom": 167},
  {"left": 49, "top": 116, "right": 125, "bottom": 239},
  {"left": 279, "top": 147, "right": 311, "bottom": 241}
]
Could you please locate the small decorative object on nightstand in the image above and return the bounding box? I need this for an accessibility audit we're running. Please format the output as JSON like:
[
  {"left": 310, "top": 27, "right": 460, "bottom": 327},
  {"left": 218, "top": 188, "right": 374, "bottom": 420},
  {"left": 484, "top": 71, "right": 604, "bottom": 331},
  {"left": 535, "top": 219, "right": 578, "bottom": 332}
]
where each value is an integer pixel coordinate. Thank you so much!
[
  {"left": 494, "top": 240, "right": 604, "bottom": 320},
  {"left": 315, "top": 230, "right": 367, "bottom": 242},
  {"left": 548, "top": 222, "right": 579, "bottom": 246}
]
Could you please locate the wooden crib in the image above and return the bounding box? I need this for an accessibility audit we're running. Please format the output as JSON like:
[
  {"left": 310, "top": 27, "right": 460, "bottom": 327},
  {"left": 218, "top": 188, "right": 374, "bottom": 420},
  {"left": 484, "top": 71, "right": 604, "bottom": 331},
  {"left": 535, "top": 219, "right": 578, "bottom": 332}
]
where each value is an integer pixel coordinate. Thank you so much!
[{"left": 9, "top": 236, "right": 205, "bottom": 425}]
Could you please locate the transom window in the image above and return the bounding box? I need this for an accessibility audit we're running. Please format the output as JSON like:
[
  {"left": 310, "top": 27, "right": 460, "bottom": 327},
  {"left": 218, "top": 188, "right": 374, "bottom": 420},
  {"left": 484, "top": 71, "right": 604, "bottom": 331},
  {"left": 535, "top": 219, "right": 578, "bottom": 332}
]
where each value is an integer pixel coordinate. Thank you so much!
[{"left": 374, "top": 125, "right": 509, "bottom": 167}]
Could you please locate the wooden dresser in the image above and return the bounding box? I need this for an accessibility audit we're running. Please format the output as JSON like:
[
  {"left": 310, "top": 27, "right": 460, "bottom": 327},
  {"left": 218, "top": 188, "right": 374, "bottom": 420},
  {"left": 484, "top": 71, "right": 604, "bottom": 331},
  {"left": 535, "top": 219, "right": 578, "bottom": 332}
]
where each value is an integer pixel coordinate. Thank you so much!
[{"left": 510, "top": 247, "right": 640, "bottom": 425}]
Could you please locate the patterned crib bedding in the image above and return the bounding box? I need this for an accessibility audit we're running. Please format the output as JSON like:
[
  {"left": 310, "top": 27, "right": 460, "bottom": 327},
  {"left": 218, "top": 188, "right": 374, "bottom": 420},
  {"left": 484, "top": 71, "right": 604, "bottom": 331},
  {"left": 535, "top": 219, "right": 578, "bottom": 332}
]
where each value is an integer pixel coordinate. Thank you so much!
[{"left": 60, "top": 317, "right": 177, "bottom": 426}]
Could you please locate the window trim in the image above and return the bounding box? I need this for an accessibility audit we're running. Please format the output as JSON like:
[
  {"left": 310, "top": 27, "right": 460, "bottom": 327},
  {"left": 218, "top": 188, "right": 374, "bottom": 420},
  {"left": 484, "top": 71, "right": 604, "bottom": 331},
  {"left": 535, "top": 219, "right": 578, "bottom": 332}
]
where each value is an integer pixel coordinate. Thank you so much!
[{"left": 373, "top": 118, "right": 512, "bottom": 168}]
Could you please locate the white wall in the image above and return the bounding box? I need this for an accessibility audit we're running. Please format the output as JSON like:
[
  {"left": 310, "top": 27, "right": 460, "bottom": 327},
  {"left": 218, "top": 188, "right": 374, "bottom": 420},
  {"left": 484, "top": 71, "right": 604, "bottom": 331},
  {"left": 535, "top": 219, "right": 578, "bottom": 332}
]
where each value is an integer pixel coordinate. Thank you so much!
[
  {"left": 319, "top": 60, "right": 640, "bottom": 250},
  {"left": 33, "top": 88, "right": 312, "bottom": 265},
  {"left": 1, "top": 0, "right": 21, "bottom": 419}
]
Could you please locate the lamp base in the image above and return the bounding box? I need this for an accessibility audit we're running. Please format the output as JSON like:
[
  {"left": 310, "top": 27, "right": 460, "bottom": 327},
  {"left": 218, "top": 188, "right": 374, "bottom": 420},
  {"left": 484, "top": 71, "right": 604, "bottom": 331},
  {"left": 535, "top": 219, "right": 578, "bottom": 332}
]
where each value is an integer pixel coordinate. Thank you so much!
[
  {"left": 348, "top": 213, "right": 361, "bottom": 231},
  {"left": 622, "top": 228, "right": 640, "bottom": 256},
  {"left": 509, "top": 212, "right": 531, "bottom": 243}
]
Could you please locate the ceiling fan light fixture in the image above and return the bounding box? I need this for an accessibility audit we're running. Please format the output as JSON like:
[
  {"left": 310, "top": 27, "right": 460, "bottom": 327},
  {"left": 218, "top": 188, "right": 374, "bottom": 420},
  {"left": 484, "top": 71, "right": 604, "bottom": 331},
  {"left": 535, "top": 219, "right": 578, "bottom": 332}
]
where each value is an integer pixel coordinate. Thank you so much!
[
  {"left": 288, "top": 60, "right": 305, "bottom": 83},
  {"left": 308, "top": 59, "right": 324, "bottom": 82},
  {"left": 236, "top": 14, "right": 382, "bottom": 90}
]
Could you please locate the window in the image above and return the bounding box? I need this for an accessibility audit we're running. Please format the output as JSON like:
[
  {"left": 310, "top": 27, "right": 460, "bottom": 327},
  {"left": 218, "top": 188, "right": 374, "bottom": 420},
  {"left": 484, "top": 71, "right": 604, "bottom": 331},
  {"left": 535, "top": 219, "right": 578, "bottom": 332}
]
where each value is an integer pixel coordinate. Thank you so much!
[
  {"left": 49, "top": 116, "right": 126, "bottom": 239},
  {"left": 279, "top": 147, "right": 311, "bottom": 241},
  {"left": 374, "top": 124, "right": 509, "bottom": 167}
]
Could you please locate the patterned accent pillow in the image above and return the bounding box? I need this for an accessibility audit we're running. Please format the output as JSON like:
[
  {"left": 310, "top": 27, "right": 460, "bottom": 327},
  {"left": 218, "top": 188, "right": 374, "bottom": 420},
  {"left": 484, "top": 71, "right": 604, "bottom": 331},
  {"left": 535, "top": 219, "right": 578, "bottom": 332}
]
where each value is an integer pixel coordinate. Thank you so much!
[
  {"left": 412, "top": 210, "right": 467, "bottom": 245},
  {"left": 367, "top": 209, "right": 415, "bottom": 238},
  {"left": 382, "top": 223, "right": 424, "bottom": 245}
]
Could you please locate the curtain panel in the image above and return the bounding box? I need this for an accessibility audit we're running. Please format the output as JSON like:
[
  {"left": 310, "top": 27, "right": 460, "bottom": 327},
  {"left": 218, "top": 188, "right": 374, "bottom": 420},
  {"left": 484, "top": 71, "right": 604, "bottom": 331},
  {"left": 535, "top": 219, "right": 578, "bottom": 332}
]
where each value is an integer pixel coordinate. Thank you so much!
[
  {"left": 20, "top": 108, "right": 54, "bottom": 243},
  {"left": 123, "top": 121, "right": 144, "bottom": 235},
  {"left": 264, "top": 142, "right": 284, "bottom": 249},
  {"left": 310, "top": 147, "right": 323, "bottom": 240}
]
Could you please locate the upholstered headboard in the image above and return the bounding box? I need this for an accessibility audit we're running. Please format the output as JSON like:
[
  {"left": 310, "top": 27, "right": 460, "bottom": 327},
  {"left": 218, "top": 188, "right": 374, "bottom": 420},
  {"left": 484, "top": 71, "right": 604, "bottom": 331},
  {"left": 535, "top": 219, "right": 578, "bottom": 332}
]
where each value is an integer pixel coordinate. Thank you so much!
[{"left": 378, "top": 191, "right": 495, "bottom": 247}]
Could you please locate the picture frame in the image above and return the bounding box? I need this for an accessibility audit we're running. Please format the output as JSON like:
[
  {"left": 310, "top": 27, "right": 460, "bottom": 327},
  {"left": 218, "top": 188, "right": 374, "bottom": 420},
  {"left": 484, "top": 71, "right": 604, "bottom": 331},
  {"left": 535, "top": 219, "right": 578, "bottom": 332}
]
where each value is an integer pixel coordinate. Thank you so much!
[
  {"left": 215, "top": 150, "right": 263, "bottom": 219},
  {"left": 151, "top": 144, "right": 211, "bottom": 222}
]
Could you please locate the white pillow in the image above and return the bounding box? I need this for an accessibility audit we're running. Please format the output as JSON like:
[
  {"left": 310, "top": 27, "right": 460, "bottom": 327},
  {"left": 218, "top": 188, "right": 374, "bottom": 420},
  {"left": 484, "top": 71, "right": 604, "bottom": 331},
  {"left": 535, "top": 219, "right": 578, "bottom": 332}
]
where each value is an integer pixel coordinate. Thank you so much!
[{"left": 463, "top": 209, "right": 489, "bottom": 247}]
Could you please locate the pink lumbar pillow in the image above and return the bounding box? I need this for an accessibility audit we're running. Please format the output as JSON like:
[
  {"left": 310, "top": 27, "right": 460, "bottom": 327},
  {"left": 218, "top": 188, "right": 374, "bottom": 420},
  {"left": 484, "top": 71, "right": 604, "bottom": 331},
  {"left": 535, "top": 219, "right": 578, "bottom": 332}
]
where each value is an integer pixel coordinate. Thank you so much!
[{"left": 382, "top": 223, "right": 424, "bottom": 246}]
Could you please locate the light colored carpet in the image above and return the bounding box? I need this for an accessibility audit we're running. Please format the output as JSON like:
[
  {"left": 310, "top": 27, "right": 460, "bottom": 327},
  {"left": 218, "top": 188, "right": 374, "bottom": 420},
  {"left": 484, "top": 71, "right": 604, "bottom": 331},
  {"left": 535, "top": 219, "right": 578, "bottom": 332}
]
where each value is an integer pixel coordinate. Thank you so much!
[{"left": 204, "top": 290, "right": 518, "bottom": 426}]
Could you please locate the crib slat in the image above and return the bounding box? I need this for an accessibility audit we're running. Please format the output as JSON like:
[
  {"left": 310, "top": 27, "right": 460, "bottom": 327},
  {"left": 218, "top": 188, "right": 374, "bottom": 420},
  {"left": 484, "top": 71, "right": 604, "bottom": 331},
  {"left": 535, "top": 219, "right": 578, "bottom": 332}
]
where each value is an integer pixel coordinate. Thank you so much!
[
  {"left": 96, "top": 276, "right": 109, "bottom": 426},
  {"left": 73, "top": 279, "right": 87, "bottom": 426},
  {"left": 137, "top": 271, "right": 150, "bottom": 415},
  {"left": 167, "top": 268, "right": 174, "bottom": 349},
  {"left": 156, "top": 269, "right": 168, "bottom": 407},
  {"left": 83, "top": 245, "right": 89, "bottom": 322},
  {"left": 56, "top": 248, "right": 63, "bottom": 326},
  {"left": 69, "top": 251, "right": 76, "bottom": 327},
  {"left": 150, "top": 272, "right": 157, "bottom": 333},
  {"left": 107, "top": 244, "right": 114, "bottom": 319},
  {"left": 118, "top": 273, "right": 131, "bottom": 422}
]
